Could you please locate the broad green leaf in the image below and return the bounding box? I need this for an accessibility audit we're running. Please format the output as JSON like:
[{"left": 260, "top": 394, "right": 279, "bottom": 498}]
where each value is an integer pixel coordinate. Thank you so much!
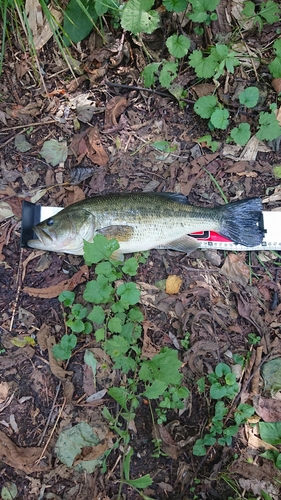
[
  {"left": 193, "top": 439, "right": 206, "bottom": 456},
  {"left": 230, "top": 123, "right": 251, "bottom": 146},
  {"left": 225, "top": 373, "right": 236, "bottom": 385},
  {"left": 87, "top": 305, "right": 105, "bottom": 325},
  {"left": 163, "top": 0, "right": 187, "bottom": 13},
  {"left": 63, "top": 0, "right": 98, "bottom": 45},
  {"left": 159, "top": 62, "right": 178, "bottom": 88},
  {"left": 122, "top": 257, "right": 138, "bottom": 276},
  {"left": 142, "top": 62, "right": 160, "bottom": 87},
  {"left": 121, "top": 0, "right": 160, "bottom": 35},
  {"left": 128, "top": 307, "right": 144, "bottom": 323},
  {"left": 108, "top": 386, "right": 129, "bottom": 410},
  {"left": 223, "top": 424, "right": 239, "bottom": 437},
  {"left": 139, "top": 347, "right": 183, "bottom": 385},
  {"left": 143, "top": 380, "right": 168, "bottom": 399},
  {"left": 58, "top": 290, "right": 75, "bottom": 306},
  {"left": 166, "top": 34, "right": 190, "bottom": 58},
  {"left": 84, "top": 349, "right": 97, "bottom": 376},
  {"left": 126, "top": 475, "right": 153, "bottom": 488},
  {"left": 1, "top": 482, "right": 18, "bottom": 500},
  {"left": 188, "top": 0, "right": 220, "bottom": 22},
  {"left": 269, "top": 57, "right": 281, "bottom": 79},
  {"left": 210, "top": 108, "right": 229, "bottom": 130},
  {"left": 241, "top": 1, "right": 256, "bottom": 18},
  {"left": 203, "top": 434, "right": 216, "bottom": 446},
  {"left": 235, "top": 403, "right": 255, "bottom": 425},
  {"left": 239, "top": 87, "right": 259, "bottom": 108},
  {"left": 112, "top": 354, "right": 137, "bottom": 373},
  {"left": 105, "top": 335, "right": 130, "bottom": 358},
  {"left": 52, "top": 333, "right": 77, "bottom": 360},
  {"left": 117, "top": 282, "right": 140, "bottom": 305},
  {"left": 66, "top": 318, "right": 85, "bottom": 333},
  {"left": 214, "top": 43, "right": 229, "bottom": 58},
  {"left": 84, "top": 322, "right": 92, "bottom": 334},
  {"left": 197, "top": 376, "right": 205, "bottom": 393},
  {"left": 108, "top": 316, "right": 122, "bottom": 333},
  {"left": 260, "top": 0, "right": 280, "bottom": 23},
  {"left": 210, "top": 382, "right": 227, "bottom": 399},
  {"left": 95, "top": 261, "right": 121, "bottom": 281},
  {"left": 40, "top": 139, "right": 68, "bottom": 167},
  {"left": 84, "top": 234, "right": 120, "bottom": 264},
  {"left": 256, "top": 112, "right": 281, "bottom": 141},
  {"left": 273, "top": 39, "right": 281, "bottom": 57},
  {"left": 194, "top": 95, "right": 218, "bottom": 119},
  {"left": 212, "top": 401, "right": 227, "bottom": 420},
  {"left": 215, "top": 363, "right": 231, "bottom": 377},
  {"left": 259, "top": 422, "right": 281, "bottom": 445},
  {"left": 95, "top": 0, "right": 116, "bottom": 17},
  {"left": 95, "top": 327, "right": 105, "bottom": 341},
  {"left": 72, "top": 303, "right": 88, "bottom": 319},
  {"left": 189, "top": 50, "right": 218, "bottom": 78},
  {"left": 83, "top": 275, "right": 114, "bottom": 304}
]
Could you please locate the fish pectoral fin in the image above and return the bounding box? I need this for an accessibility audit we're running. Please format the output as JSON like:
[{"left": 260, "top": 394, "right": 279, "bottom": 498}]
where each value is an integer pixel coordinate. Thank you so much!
[
  {"left": 165, "top": 235, "right": 200, "bottom": 254},
  {"left": 97, "top": 225, "right": 134, "bottom": 242},
  {"left": 110, "top": 249, "right": 125, "bottom": 261}
]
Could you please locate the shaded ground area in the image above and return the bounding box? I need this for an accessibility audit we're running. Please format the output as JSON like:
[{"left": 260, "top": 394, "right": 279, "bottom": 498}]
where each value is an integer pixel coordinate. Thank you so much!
[{"left": 1, "top": 2, "right": 281, "bottom": 499}]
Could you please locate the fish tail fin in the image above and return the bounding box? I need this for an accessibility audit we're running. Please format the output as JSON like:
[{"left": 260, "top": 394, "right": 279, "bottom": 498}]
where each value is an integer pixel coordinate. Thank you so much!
[{"left": 219, "top": 198, "right": 264, "bottom": 246}]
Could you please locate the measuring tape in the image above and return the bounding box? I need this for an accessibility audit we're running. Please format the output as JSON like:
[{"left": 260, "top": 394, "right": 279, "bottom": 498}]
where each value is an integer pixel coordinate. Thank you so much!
[{"left": 20, "top": 201, "right": 281, "bottom": 252}]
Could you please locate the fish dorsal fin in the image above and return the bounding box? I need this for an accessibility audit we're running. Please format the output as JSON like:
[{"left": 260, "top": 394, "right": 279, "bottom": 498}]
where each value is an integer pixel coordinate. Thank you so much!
[
  {"left": 159, "top": 234, "right": 200, "bottom": 254},
  {"left": 97, "top": 225, "right": 134, "bottom": 241},
  {"left": 153, "top": 192, "right": 189, "bottom": 204}
]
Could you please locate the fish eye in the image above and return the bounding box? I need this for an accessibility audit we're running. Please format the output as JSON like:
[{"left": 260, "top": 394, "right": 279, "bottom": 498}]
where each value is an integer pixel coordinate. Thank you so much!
[{"left": 47, "top": 219, "right": 54, "bottom": 226}]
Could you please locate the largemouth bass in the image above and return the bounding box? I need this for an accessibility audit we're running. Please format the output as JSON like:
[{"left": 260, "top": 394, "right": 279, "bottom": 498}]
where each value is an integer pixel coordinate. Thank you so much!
[{"left": 27, "top": 192, "right": 264, "bottom": 259}]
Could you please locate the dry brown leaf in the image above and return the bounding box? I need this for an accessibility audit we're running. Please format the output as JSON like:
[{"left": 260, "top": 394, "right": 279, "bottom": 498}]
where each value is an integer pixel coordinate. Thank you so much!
[
  {"left": 0, "top": 382, "right": 9, "bottom": 403},
  {"left": 64, "top": 185, "right": 86, "bottom": 206},
  {"left": 23, "top": 265, "right": 89, "bottom": 298},
  {"left": 0, "top": 430, "right": 50, "bottom": 473},
  {"left": 141, "top": 321, "right": 160, "bottom": 359},
  {"left": 104, "top": 96, "right": 127, "bottom": 130},
  {"left": 88, "top": 65, "right": 108, "bottom": 83},
  {"left": 0, "top": 222, "right": 14, "bottom": 261},
  {"left": 87, "top": 126, "right": 109, "bottom": 166},
  {"left": 184, "top": 340, "right": 219, "bottom": 374},
  {"left": 63, "top": 380, "right": 75, "bottom": 402},
  {"left": 36, "top": 323, "right": 51, "bottom": 351},
  {"left": 272, "top": 79, "right": 281, "bottom": 94},
  {"left": 166, "top": 275, "right": 182, "bottom": 294},
  {"left": 253, "top": 395, "right": 281, "bottom": 422},
  {"left": 191, "top": 83, "right": 216, "bottom": 98},
  {"left": 154, "top": 425, "right": 182, "bottom": 460},
  {"left": 47, "top": 336, "right": 73, "bottom": 380},
  {"left": 33, "top": 5, "right": 63, "bottom": 50},
  {"left": 0, "top": 346, "right": 35, "bottom": 370},
  {"left": 220, "top": 253, "right": 249, "bottom": 286}
]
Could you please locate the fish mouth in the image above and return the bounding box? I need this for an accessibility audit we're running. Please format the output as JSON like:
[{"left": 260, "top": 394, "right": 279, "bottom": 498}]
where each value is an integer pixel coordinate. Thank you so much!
[
  {"left": 33, "top": 226, "right": 53, "bottom": 243},
  {"left": 27, "top": 226, "right": 54, "bottom": 250}
]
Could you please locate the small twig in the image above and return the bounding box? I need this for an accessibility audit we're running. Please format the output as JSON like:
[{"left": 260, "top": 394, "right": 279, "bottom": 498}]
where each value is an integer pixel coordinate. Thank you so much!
[
  {"left": 9, "top": 248, "right": 23, "bottom": 331},
  {"left": 37, "top": 381, "right": 62, "bottom": 447},
  {"left": 35, "top": 397, "right": 66, "bottom": 463},
  {"left": 0, "top": 120, "right": 60, "bottom": 134}
]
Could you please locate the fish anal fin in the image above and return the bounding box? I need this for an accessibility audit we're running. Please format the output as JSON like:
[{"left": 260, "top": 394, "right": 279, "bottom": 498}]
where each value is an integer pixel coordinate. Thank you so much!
[
  {"left": 98, "top": 225, "right": 134, "bottom": 242},
  {"left": 163, "top": 235, "right": 200, "bottom": 254}
]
